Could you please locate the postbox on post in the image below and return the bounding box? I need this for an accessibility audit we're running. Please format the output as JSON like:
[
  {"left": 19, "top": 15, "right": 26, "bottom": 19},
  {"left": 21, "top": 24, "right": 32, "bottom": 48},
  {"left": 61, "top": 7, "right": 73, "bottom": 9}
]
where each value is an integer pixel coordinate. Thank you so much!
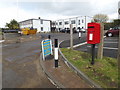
[
  {"left": 87, "top": 22, "right": 101, "bottom": 65},
  {"left": 87, "top": 23, "right": 100, "bottom": 44}
]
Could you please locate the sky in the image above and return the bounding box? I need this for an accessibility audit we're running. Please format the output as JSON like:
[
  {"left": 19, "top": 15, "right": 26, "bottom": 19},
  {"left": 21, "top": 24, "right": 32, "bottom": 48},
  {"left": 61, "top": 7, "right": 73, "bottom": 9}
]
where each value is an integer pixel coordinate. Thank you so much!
[{"left": 0, "top": 0, "right": 120, "bottom": 28}]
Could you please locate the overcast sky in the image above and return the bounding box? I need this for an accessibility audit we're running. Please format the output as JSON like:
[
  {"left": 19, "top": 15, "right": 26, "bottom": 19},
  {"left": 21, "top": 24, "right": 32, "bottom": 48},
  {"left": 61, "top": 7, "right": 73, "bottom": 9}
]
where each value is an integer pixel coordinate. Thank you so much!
[{"left": 0, "top": 0, "right": 119, "bottom": 28}]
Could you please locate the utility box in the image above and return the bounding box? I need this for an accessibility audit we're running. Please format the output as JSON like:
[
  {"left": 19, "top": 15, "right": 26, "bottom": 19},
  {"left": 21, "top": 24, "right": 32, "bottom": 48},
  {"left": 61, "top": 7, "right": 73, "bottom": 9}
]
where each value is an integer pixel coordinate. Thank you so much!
[{"left": 87, "top": 22, "right": 100, "bottom": 44}]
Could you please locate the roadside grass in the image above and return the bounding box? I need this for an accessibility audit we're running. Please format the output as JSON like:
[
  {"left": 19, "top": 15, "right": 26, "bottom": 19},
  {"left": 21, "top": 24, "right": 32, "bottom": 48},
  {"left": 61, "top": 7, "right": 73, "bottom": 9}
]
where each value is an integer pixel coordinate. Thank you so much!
[{"left": 61, "top": 48, "right": 118, "bottom": 88}]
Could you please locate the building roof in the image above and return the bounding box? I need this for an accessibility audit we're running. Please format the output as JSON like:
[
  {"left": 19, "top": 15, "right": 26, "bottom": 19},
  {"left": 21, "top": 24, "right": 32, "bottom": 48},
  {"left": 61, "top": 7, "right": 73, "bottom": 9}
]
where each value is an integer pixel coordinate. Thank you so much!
[{"left": 19, "top": 18, "right": 51, "bottom": 23}]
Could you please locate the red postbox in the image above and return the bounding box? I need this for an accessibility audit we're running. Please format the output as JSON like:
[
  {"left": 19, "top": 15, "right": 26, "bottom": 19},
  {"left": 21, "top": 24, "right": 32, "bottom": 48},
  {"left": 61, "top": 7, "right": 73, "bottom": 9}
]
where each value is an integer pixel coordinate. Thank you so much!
[{"left": 87, "top": 22, "right": 101, "bottom": 44}]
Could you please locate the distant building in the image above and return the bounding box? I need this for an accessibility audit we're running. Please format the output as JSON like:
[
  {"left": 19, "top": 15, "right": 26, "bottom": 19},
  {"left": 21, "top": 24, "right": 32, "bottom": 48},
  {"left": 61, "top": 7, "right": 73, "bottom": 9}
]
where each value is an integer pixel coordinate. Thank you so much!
[
  {"left": 52, "top": 16, "right": 92, "bottom": 31},
  {"left": 19, "top": 18, "right": 51, "bottom": 32},
  {"left": 118, "top": 1, "right": 120, "bottom": 19}
]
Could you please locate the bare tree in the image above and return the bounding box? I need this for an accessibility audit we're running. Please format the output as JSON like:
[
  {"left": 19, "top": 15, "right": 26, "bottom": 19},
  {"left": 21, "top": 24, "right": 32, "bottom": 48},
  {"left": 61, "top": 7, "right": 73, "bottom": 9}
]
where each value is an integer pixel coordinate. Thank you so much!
[{"left": 93, "top": 14, "right": 109, "bottom": 23}]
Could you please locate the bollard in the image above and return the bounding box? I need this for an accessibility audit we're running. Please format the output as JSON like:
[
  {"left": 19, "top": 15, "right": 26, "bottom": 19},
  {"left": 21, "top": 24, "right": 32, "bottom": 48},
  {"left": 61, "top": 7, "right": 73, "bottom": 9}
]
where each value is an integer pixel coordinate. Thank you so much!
[
  {"left": 78, "top": 31, "right": 82, "bottom": 38},
  {"left": 48, "top": 35, "right": 51, "bottom": 39},
  {"left": 54, "top": 39, "right": 58, "bottom": 68}
]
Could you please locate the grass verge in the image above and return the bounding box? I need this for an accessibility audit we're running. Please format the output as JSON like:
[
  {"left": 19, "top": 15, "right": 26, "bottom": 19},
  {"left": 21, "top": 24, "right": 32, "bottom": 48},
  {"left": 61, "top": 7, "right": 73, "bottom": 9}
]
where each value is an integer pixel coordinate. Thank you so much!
[{"left": 61, "top": 48, "right": 118, "bottom": 88}]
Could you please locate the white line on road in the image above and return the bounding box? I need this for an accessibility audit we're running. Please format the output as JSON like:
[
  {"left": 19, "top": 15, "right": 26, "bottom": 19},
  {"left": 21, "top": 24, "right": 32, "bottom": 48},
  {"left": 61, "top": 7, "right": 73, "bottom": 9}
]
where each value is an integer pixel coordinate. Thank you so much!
[
  {"left": 87, "top": 46, "right": 118, "bottom": 50},
  {"left": 67, "top": 42, "right": 87, "bottom": 49},
  {"left": 0, "top": 40, "right": 4, "bottom": 43},
  {"left": 104, "top": 42, "right": 118, "bottom": 44}
]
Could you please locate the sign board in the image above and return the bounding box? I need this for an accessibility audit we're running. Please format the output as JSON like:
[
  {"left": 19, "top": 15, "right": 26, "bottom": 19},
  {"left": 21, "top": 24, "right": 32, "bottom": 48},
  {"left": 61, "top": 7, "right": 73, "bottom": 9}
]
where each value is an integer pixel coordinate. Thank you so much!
[{"left": 41, "top": 39, "right": 52, "bottom": 60}]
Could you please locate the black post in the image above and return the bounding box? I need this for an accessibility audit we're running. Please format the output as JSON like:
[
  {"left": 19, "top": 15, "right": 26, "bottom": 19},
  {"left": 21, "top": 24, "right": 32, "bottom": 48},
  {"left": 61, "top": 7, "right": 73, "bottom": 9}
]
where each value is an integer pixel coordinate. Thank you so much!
[
  {"left": 91, "top": 44, "right": 95, "bottom": 65},
  {"left": 48, "top": 35, "right": 51, "bottom": 39},
  {"left": 54, "top": 39, "right": 58, "bottom": 68}
]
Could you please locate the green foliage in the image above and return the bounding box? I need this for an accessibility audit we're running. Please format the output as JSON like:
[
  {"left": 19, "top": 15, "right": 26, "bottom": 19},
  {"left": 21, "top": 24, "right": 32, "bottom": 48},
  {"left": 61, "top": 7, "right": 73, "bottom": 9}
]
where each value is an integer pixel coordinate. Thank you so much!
[
  {"left": 5, "top": 19, "right": 19, "bottom": 29},
  {"left": 61, "top": 48, "right": 118, "bottom": 88},
  {"left": 104, "top": 19, "right": 120, "bottom": 30}
]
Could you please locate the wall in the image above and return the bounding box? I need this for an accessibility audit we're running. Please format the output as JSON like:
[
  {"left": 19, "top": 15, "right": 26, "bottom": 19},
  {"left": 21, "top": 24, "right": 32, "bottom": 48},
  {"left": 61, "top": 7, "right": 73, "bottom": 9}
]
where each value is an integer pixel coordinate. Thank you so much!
[
  {"left": 33, "top": 19, "right": 41, "bottom": 32},
  {"left": 42, "top": 20, "right": 51, "bottom": 32}
]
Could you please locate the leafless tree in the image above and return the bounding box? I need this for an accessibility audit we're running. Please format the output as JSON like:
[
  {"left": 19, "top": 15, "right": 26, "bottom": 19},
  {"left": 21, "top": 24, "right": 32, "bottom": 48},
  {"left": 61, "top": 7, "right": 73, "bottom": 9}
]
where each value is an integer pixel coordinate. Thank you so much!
[{"left": 93, "top": 14, "right": 109, "bottom": 23}]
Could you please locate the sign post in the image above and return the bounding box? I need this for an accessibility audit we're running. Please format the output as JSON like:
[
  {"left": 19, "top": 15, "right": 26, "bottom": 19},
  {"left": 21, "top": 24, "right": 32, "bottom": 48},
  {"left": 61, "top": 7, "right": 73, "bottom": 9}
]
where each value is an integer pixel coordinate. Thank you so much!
[
  {"left": 91, "top": 44, "right": 95, "bottom": 65},
  {"left": 41, "top": 39, "right": 52, "bottom": 60},
  {"left": 87, "top": 22, "right": 100, "bottom": 65},
  {"left": 70, "top": 24, "right": 73, "bottom": 50}
]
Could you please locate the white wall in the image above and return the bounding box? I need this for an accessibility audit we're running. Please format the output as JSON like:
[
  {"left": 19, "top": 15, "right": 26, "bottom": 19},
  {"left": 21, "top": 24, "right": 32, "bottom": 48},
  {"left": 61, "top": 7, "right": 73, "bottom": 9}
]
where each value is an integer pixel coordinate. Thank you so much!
[
  {"left": 55, "top": 16, "right": 92, "bottom": 30},
  {"left": 19, "top": 19, "right": 51, "bottom": 32},
  {"left": 33, "top": 20, "right": 41, "bottom": 32},
  {"left": 20, "top": 24, "right": 32, "bottom": 29},
  {"left": 42, "top": 20, "right": 51, "bottom": 32}
]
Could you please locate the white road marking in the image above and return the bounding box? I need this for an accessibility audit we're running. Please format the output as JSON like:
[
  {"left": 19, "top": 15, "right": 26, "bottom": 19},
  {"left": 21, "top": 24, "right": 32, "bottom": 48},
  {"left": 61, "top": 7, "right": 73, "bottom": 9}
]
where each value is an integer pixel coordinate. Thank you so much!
[
  {"left": 87, "top": 46, "right": 118, "bottom": 50},
  {"left": 67, "top": 42, "right": 87, "bottom": 49},
  {"left": 104, "top": 42, "right": 118, "bottom": 43},
  {"left": 0, "top": 40, "right": 4, "bottom": 43}
]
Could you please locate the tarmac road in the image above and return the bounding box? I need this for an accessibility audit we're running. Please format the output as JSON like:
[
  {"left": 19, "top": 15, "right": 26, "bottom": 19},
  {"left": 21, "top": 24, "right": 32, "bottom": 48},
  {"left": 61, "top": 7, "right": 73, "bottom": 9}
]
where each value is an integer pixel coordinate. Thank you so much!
[
  {"left": 2, "top": 39, "right": 56, "bottom": 88},
  {"left": 2, "top": 33, "right": 79, "bottom": 88},
  {"left": 60, "top": 34, "right": 119, "bottom": 58},
  {"left": 2, "top": 32, "right": 118, "bottom": 88},
  {"left": 74, "top": 37, "right": 118, "bottom": 58}
]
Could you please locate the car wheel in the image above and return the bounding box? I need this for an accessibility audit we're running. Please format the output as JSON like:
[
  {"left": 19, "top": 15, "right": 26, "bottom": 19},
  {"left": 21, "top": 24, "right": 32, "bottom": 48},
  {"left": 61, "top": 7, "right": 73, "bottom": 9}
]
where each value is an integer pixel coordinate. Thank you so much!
[{"left": 107, "top": 33, "right": 113, "bottom": 37}]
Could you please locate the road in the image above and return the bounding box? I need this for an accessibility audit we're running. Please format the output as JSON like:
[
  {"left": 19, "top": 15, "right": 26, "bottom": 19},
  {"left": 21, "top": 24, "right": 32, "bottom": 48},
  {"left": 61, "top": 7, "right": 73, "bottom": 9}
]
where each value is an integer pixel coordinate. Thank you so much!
[
  {"left": 74, "top": 37, "right": 118, "bottom": 58},
  {"left": 2, "top": 33, "right": 79, "bottom": 88},
  {"left": 60, "top": 33, "right": 119, "bottom": 58},
  {"left": 1, "top": 32, "right": 118, "bottom": 88}
]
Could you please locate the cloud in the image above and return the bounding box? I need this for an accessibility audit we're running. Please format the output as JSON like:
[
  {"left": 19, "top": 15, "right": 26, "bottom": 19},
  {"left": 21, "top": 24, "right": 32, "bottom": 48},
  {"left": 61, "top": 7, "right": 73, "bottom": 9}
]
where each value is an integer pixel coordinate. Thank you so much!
[{"left": 0, "top": 0, "right": 119, "bottom": 27}]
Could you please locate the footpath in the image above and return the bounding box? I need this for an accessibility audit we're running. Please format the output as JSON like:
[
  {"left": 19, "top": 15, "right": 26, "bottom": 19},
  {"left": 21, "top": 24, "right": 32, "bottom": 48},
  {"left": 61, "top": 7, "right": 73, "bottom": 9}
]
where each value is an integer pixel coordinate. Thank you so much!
[{"left": 40, "top": 54, "right": 92, "bottom": 88}]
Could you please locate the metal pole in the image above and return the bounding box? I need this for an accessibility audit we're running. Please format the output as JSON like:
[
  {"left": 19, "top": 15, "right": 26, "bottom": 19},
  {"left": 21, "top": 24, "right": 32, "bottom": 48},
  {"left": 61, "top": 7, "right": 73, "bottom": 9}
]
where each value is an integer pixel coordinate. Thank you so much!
[
  {"left": 85, "top": 16, "right": 86, "bottom": 29},
  {"left": 91, "top": 44, "right": 95, "bottom": 65},
  {"left": 54, "top": 39, "right": 58, "bottom": 68},
  {"left": 70, "top": 24, "right": 73, "bottom": 50}
]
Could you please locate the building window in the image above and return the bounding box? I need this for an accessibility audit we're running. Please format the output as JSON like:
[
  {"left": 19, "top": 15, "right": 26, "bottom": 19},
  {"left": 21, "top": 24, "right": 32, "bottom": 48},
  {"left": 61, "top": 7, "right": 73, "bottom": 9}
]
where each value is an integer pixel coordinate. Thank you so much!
[
  {"left": 82, "top": 19, "right": 84, "bottom": 23},
  {"left": 56, "top": 22, "right": 58, "bottom": 25},
  {"left": 41, "top": 20, "right": 43, "bottom": 24},
  {"left": 78, "top": 20, "right": 80, "bottom": 25},
  {"left": 41, "top": 27, "right": 43, "bottom": 31},
  {"left": 65, "top": 21, "right": 69, "bottom": 25},
  {"left": 59, "top": 22, "right": 62, "bottom": 25},
  {"left": 71, "top": 20, "right": 75, "bottom": 24}
]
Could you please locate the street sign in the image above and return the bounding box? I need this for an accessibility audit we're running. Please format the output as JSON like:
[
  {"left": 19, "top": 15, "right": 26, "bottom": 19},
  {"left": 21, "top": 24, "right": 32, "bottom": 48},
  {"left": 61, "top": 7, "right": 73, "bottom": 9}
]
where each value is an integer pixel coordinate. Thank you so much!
[{"left": 41, "top": 39, "right": 52, "bottom": 60}]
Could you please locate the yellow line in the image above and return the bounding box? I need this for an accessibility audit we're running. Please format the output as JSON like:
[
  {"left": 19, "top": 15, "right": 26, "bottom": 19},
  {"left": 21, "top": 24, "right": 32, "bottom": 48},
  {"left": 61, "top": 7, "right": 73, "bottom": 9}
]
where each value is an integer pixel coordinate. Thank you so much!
[
  {"left": 43, "top": 41, "right": 50, "bottom": 44},
  {"left": 43, "top": 44, "right": 50, "bottom": 46}
]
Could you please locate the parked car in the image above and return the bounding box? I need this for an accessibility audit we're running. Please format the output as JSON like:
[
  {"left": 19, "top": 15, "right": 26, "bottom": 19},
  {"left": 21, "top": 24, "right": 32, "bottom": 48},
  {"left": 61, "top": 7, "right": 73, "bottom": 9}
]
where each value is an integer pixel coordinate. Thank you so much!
[
  {"left": 3, "top": 29, "right": 19, "bottom": 33},
  {"left": 105, "top": 27, "right": 120, "bottom": 37},
  {"left": 76, "top": 28, "right": 86, "bottom": 33},
  {"left": 66, "top": 28, "right": 70, "bottom": 33},
  {"left": 59, "top": 29, "right": 66, "bottom": 33},
  {"left": 66, "top": 28, "right": 77, "bottom": 33}
]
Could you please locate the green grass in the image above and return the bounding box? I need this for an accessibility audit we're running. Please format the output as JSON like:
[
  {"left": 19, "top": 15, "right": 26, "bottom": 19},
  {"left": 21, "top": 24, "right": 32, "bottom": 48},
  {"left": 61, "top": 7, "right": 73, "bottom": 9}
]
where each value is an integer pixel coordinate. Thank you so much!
[{"left": 61, "top": 48, "right": 118, "bottom": 88}]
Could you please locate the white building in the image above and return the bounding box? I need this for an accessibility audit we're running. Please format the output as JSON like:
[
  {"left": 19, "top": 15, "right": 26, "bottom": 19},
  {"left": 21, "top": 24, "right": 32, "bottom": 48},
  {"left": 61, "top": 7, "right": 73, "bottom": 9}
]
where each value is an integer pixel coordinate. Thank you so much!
[
  {"left": 54, "top": 16, "right": 92, "bottom": 31},
  {"left": 19, "top": 18, "right": 51, "bottom": 32}
]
